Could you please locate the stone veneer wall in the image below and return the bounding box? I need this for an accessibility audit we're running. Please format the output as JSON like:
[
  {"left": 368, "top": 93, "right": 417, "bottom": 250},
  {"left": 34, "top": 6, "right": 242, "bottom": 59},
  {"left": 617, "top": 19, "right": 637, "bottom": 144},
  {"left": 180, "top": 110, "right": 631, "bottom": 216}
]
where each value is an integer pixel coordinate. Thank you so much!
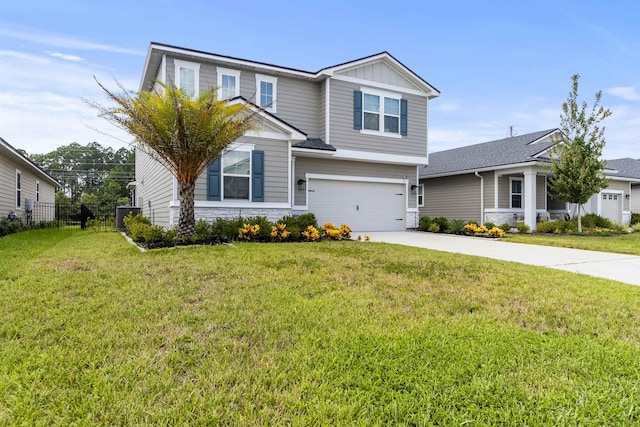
[{"left": 169, "top": 207, "right": 293, "bottom": 227}]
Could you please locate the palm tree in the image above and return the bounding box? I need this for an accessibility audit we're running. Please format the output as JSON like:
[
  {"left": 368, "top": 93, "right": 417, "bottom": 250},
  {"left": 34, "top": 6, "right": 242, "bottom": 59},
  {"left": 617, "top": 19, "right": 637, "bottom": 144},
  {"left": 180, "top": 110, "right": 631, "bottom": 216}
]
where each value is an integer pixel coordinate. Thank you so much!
[{"left": 90, "top": 80, "right": 257, "bottom": 237}]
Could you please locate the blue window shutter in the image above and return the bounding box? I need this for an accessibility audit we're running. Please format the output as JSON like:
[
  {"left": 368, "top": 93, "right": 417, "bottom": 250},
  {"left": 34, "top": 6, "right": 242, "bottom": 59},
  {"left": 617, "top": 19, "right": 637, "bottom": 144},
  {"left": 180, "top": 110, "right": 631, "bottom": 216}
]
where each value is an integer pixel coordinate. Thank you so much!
[
  {"left": 207, "top": 159, "right": 221, "bottom": 201},
  {"left": 400, "top": 99, "right": 408, "bottom": 136},
  {"left": 252, "top": 150, "right": 264, "bottom": 202},
  {"left": 353, "top": 90, "right": 363, "bottom": 130}
]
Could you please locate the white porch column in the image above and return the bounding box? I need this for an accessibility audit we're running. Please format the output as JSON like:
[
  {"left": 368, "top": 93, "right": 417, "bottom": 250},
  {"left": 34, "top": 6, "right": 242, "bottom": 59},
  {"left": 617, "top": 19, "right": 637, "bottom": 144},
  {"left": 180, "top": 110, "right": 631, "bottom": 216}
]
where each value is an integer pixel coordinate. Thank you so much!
[{"left": 523, "top": 169, "right": 537, "bottom": 231}]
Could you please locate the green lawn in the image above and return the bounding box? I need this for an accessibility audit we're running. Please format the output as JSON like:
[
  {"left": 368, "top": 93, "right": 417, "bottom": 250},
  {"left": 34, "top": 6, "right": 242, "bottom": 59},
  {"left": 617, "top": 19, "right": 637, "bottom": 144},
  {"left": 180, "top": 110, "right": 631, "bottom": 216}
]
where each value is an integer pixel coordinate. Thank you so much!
[
  {"left": 2, "top": 229, "right": 640, "bottom": 425},
  {"left": 502, "top": 232, "right": 640, "bottom": 255}
]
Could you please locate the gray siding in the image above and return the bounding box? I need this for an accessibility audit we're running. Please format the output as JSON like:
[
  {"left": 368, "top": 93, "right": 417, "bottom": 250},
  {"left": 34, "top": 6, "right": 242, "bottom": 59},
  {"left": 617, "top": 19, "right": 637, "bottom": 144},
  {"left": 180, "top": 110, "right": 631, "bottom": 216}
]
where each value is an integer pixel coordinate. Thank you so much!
[
  {"left": 483, "top": 171, "right": 495, "bottom": 209},
  {"left": 606, "top": 180, "right": 631, "bottom": 212},
  {"left": 135, "top": 147, "right": 174, "bottom": 228},
  {"left": 329, "top": 79, "right": 428, "bottom": 157},
  {"left": 536, "top": 175, "right": 546, "bottom": 210},
  {"left": 319, "top": 80, "right": 326, "bottom": 141},
  {"left": 194, "top": 136, "right": 289, "bottom": 203},
  {"left": 294, "top": 157, "right": 416, "bottom": 207},
  {"left": 632, "top": 185, "right": 640, "bottom": 213},
  {"left": 420, "top": 174, "right": 481, "bottom": 223}
]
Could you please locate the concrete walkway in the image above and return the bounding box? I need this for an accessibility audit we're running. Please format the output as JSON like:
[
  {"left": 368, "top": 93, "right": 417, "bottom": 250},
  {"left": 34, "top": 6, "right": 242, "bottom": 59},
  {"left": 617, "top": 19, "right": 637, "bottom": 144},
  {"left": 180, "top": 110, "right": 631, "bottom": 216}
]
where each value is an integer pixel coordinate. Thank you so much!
[{"left": 363, "top": 231, "right": 640, "bottom": 286}]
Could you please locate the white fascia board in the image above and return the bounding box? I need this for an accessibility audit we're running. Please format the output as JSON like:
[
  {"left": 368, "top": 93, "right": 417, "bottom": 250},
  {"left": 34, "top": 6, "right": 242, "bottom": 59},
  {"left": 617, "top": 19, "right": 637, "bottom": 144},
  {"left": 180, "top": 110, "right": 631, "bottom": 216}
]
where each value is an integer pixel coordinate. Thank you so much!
[
  {"left": 226, "top": 99, "right": 306, "bottom": 142},
  {"left": 420, "top": 161, "right": 551, "bottom": 179},
  {"left": 605, "top": 175, "right": 640, "bottom": 183},
  {"left": 291, "top": 147, "right": 336, "bottom": 158},
  {"left": 332, "top": 149, "right": 427, "bottom": 166}
]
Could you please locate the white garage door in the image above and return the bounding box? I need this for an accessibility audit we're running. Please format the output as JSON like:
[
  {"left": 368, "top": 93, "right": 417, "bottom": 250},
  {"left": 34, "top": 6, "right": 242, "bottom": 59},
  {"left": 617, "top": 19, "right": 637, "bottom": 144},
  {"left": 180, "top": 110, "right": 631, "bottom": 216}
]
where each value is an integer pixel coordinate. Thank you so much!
[
  {"left": 601, "top": 192, "right": 622, "bottom": 223},
  {"left": 307, "top": 179, "right": 406, "bottom": 231}
]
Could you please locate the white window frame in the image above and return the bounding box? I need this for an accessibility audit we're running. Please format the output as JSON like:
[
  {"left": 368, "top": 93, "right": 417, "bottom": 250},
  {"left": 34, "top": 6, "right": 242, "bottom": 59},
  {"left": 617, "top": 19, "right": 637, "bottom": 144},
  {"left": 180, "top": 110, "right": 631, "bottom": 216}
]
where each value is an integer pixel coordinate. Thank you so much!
[
  {"left": 510, "top": 177, "right": 523, "bottom": 209},
  {"left": 16, "top": 170, "right": 21, "bottom": 209},
  {"left": 256, "top": 74, "right": 277, "bottom": 113},
  {"left": 36, "top": 180, "right": 40, "bottom": 202},
  {"left": 359, "top": 87, "right": 402, "bottom": 139},
  {"left": 174, "top": 59, "right": 200, "bottom": 98},
  {"left": 217, "top": 67, "right": 240, "bottom": 100},
  {"left": 417, "top": 184, "right": 425, "bottom": 207},
  {"left": 221, "top": 145, "right": 255, "bottom": 201}
]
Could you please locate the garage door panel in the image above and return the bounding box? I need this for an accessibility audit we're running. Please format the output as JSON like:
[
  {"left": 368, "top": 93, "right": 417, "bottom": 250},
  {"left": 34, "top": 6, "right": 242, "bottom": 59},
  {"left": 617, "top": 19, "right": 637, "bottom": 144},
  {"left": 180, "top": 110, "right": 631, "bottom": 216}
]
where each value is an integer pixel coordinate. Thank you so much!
[{"left": 308, "top": 179, "right": 406, "bottom": 231}]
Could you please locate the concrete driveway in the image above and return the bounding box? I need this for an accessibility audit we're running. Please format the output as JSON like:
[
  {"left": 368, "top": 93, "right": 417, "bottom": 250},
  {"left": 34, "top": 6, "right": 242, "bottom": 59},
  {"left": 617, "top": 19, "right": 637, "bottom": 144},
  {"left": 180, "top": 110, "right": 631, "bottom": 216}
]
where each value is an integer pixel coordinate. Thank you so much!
[{"left": 363, "top": 231, "right": 640, "bottom": 287}]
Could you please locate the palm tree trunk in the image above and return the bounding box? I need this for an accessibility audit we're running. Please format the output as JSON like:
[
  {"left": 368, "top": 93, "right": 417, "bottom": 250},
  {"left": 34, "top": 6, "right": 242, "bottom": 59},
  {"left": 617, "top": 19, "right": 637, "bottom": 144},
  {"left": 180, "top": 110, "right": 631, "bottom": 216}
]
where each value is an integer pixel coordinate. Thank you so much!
[{"left": 178, "top": 180, "right": 196, "bottom": 238}]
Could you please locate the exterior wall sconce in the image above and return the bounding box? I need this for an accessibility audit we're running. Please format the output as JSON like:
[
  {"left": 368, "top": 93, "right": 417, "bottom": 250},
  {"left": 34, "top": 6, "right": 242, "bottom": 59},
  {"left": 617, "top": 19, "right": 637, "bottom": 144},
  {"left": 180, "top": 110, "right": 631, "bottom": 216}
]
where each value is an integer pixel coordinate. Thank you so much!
[
  {"left": 625, "top": 193, "right": 630, "bottom": 200},
  {"left": 297, "top": 179, "right": 307, "bottom": 191},
  {"left": 410, "top": 184, "right": 419, "bottom": 194}
]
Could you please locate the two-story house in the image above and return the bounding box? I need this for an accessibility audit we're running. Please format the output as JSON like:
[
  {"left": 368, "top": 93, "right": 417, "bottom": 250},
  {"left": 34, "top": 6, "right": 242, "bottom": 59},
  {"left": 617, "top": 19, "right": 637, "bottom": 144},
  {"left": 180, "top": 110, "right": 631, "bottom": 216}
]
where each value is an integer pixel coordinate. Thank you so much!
[{"left": 134, "top": 42, "right": 439, "bottom": 231}]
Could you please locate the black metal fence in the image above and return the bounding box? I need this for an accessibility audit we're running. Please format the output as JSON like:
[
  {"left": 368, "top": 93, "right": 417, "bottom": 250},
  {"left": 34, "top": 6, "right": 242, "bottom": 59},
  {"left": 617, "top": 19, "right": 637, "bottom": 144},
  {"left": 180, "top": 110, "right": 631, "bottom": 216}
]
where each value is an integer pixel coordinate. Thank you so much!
[{"left": 22, "top": 202, "right": 119, "bottom": 230}]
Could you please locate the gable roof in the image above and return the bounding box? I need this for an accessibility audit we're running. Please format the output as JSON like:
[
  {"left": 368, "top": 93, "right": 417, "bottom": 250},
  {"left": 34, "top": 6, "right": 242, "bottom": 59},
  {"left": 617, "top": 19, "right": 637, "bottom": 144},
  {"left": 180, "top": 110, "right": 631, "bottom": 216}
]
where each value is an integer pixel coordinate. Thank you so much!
[
  {"left": 606, "top": 158, "right": 640, "bottom": 180},
  {"left": 421, "top": 129, "right": 560, "bottom": 177},
  {"left": 0, "top": 137, "right": 59, "bottom": 186},
  {"left": 140, "top": 43, "right": 439, "bottom": 97}
]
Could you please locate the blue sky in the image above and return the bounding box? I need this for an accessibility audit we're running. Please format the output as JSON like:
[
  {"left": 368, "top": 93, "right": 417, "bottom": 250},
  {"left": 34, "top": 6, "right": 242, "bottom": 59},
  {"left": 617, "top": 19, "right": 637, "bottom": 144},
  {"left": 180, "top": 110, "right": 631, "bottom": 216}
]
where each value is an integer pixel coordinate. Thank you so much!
[{"left": 1, "top": 0, "right": 639, "bottom": 158}]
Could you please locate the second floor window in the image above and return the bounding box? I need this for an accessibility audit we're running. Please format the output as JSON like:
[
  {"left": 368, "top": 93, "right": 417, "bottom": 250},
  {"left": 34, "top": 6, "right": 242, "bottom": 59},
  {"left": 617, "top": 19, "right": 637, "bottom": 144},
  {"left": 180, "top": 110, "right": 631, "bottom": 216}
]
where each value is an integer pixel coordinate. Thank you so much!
[
  {"left": 256, "top": 74, "right": 277, "bottom": 112},
  {"left": 175, "top": 59, "right": 200, "bottom": 98},
  {"left": 354, "top": 89, "right": 407, "bottom": 136},
  {"left": 217, "top": 67, "right": 240, "bottom": 100}
]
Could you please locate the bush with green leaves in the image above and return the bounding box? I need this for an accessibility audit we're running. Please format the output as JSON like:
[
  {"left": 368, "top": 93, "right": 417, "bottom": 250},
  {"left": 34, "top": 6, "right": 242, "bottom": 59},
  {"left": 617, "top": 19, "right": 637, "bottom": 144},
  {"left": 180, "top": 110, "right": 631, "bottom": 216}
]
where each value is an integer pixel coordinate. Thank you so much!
[
  {"left": 243, "top": 216, "right": 273, "bottom": 242},
  {"left": 278, "top": 213, "right": 319, "bottom": 242},
  {"left": 483, "top": 222, "right": 495, "bottom": 230},
  {"left": 123, "top": 212, "right": 151, "bottom": 231},
  {"left": 432, "top": 217, "right": 449, "bottom": 233},
  {"left": 0, "top": 215, "right": 24, "bottom": 237},
  {"left": 130, "top": 222, "right": 151, "bottom": 242},
  {"left": 631, "top": 212, "right": 640, "bottom": 226},
  {"left": 427, "top": 223, "right": 440, "bottom": 233},
  {"left": 418, "top": 216, "right": 431, "bottom": 232},
  {"left": 143, "top": 225, "right": 165, "bottom": 243},
  {"left": 499, "top": 223, "right": 511, "bottom": 232},
  {"left": 516, "top": 223, "right": 530, "bottom": 233},
  {"left": 579, "top": 213, "right": 613, "bottom": 229},
  {"left": 195, "top": 219, "right": 213, "bottom": 241},
  {"left": 448, "top": 219, "right": 466, "bottom": 235}
]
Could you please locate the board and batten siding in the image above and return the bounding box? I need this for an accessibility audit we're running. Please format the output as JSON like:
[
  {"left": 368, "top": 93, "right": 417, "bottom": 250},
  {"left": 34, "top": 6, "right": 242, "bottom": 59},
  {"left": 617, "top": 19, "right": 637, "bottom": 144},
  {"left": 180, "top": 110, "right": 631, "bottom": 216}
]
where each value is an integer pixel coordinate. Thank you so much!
[
  {"left": 194, "top": 137, "right": 289, "bottom": 203},
  {"left": 420, "top": 174, "right": 482, "bottom": 223},
  {"left": 294, "top": 157, "right": 416, "bottom": 207},
  {"left": 135, "top": 147, "right": 174, "bottom": 228},
  {"left": 337, "top": 61, "right": 420, "bottom": 91},
  {"left": 329, "top": 79, "right": 427, "bottom": 157}
]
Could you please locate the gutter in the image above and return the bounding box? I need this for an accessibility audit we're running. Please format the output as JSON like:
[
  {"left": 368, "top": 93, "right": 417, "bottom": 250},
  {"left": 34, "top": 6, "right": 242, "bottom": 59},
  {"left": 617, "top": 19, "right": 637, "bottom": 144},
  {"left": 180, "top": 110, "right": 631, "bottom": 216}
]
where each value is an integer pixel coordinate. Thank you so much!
[{"left": 475, "top": 171, "right": 484, "bottom": 225}]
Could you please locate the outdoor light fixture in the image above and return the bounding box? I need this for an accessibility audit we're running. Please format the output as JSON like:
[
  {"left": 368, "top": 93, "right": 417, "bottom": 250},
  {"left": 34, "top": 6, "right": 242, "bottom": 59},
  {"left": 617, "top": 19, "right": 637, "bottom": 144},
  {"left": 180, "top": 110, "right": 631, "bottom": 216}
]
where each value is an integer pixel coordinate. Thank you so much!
[
  {"left": 626, "top": 193, "right": 630, "bottom": 200},
  {"left": 410, "top": 184, "right": 419, "bottom": 194},
  {"left": 297, "top": 179, "right": 307, "bottom": 191}
]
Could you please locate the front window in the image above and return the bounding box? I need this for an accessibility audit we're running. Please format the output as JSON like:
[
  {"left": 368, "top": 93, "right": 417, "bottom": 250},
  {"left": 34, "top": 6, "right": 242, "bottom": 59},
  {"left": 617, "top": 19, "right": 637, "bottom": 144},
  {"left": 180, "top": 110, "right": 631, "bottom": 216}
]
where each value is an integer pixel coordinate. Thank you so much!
[
  {"left": 217, "top": 67, "right": 240, "bottom": 100},
  {"left": 223, "top": 150, "right": 251, "bottom": 200},
  {"left": 175, "top": 59, "right": 200, "bottom": 98},
  {"left": 511, "top": 178, "right": 523, "bottom": 209},
  {"left": 256, "top": 74, "right": 277, "bottom": 112},
  {"left": 16, "top": 170, "right": 21, "bottom": 208},
  {"left": 362, "top": 91, "right": 402, "bottom": 134},
  {"left": 36, "top": 180, "right": 40, "bottom": 202},
  {"left": 418, "top": 184, "right": 424, "bottom": 207}
]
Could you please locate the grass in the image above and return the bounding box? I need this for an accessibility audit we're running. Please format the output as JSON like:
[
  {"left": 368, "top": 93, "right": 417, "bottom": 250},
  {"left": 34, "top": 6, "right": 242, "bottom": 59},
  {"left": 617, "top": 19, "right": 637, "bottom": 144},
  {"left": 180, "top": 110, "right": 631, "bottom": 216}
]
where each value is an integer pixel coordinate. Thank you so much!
[
  {"left": 502, "top": 231, "right": 640, "bottom": 255},
  {"left": 2, "top": 229, "right": 640, "bottom": 425}
]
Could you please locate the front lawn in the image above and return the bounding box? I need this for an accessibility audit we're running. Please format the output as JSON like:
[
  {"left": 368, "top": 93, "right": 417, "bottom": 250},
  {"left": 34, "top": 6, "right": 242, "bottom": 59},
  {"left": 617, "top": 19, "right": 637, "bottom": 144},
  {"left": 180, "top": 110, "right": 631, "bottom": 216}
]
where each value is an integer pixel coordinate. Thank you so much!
[
  {"left": 502, "top": 231, "right": 640, "bottom": 255},
  {"left": 2, "top": 229, "right": 640, "bottom": 425}
]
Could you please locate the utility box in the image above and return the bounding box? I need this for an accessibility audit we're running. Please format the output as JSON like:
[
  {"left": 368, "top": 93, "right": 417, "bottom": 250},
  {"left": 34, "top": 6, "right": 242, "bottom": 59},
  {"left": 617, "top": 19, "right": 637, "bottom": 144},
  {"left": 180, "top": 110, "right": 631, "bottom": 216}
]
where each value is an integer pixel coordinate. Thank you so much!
[{"left": 116, "top": 206, "right": 141, "bottom": 231}]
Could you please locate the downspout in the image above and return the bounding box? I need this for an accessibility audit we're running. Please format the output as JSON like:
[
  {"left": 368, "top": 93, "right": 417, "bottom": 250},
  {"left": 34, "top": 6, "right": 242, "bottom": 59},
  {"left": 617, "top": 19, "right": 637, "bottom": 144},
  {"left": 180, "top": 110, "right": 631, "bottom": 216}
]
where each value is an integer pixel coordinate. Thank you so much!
[{"left": 475, "top": 172, "right": 484, "bottom": 225}]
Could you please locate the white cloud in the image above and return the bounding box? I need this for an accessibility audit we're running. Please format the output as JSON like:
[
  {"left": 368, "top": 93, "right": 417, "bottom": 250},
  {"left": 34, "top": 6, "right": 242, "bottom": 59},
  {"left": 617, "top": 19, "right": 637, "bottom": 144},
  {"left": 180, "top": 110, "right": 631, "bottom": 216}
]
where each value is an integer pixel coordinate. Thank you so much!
[
  {"left": 46, "top": 51, "right": 84, "bottom": 62},
  {"left": 605, "top": 86, "right": 640, "bottom": 101},
  {"left": 0, "top": 23, "right": 145, "bottom": 56},
  {"left": 0, "top": 50, "right": 50, "bottom": 64},
  {"left": 432, "top": 102, "right": 460, "bottom": 112}
]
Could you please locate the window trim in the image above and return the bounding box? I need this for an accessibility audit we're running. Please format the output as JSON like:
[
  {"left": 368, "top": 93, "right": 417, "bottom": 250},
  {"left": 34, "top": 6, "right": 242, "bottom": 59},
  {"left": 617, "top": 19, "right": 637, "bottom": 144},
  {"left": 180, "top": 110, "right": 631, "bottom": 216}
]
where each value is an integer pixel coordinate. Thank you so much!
[
  {"left": 359, "top": 87, "right": 403, "bottom": 138},
  {"left": 16, "top": 169, "right": 21, "bottom": 209},
  {"left": 510, "top": 177, "right": 523, "bottom": 209},
  {"left": 256, "top": 73, "right": 277, "bottom": 112},
  {"left": 217, "top": 67, "right": 240, "bottom": 100},
  {"left": 417, "top": 184, "right": 424, "bottom": 207},
  {"left": 174, "top": 59, "right": 200, "bottom": 98},
  {"left": 221, "top": 145, "right": 255, "bottom": 201}
]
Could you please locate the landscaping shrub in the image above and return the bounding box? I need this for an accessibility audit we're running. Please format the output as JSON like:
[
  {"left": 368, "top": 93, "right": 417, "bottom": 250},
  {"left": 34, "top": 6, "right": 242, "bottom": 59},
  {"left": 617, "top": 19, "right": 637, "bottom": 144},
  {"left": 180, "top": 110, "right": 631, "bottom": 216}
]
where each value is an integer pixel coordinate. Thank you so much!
[
  {"left": 211, "top": 217, "right": 244, "bottom": 242},
  {"left": 580, "top": 213, "right": 613, "bottom": 229},
  {"left": 123, "top": 213, "right": 151, "bottom": 231},
  {"left": 270, "top": 223, "right": 291, "bottom": 242},
  {"left": 448, "top": 219, "right": 466, "bottom": 235},
  {"left": 301, "top": 225, "right": 320, "bottom": 241},
  {"left": 631, "top": 212, "right": 640, "bottom": 226},
  {"left": 130, "top": 222, "right": 151, "bottom": 242},
  {"left": 432, "top": 217, "right": 449, "bottom": 233},
  {"left": 418, "top": 216, "right": 431, "bottom": 232},
  {"left": 516, "top": 223, "right": 530, "bottom": 233},
  {"left": 244, "top": 216, "right": 273, "bottom": 241},
  {"left": 195, "top": 219, "right": 213, "bottom": 241},
  {"left": 499, "top": 223, "right": 511, "bottom": 232},
  {"left": 427, "top": 223, "right": 440, "bottom": 233},
  {"left": 483, "top": 221, "right": 495, "bottom": 230},
  {"left": 0, "top": 215, "right": 24, "bottom": 237},
  {"left": 295, "top": 213, "right": 319, "bottom": 231},
  {"left": 143, "top": 225, "right": 165, "bottom": 243},
  {"left": 632, "top": 223, "right": 640, "bottom": 233}
]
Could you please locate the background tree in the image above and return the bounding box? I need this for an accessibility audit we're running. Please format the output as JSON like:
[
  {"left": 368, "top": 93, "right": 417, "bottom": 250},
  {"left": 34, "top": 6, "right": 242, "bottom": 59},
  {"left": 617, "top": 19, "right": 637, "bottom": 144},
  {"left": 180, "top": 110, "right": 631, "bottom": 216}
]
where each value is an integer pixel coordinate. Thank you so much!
[
  {"left": 548, "top": 74, "right": 612, "bottom": 233},
  {"left": 89, "top": 80, "right": 258, "bottom": 237}
]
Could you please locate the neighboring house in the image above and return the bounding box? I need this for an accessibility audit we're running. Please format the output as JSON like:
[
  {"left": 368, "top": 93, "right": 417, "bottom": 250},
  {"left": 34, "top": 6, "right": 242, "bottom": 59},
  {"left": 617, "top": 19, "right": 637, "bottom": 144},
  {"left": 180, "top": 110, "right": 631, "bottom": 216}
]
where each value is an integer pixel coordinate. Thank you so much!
[
  {"left": 606, "top": 158, "right": 640, "bottom": 215},
  {"left": 0, "top": 137, "right": 58, "bottom": 222},
  {"left": 134, "top": 42, "right": 440, "bottom": 231},
  {"left": 419, "top": 129, "right": 639, "bottom": 230}
]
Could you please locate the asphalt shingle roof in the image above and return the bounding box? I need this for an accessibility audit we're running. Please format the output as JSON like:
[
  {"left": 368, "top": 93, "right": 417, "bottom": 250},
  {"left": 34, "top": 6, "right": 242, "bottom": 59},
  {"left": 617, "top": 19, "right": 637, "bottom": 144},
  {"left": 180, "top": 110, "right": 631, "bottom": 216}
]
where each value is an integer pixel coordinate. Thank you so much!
[
  {"left": 606, "top": 158, "right": 640, "bottom": 180},
  {"left": 420, "top": 129, "right": 559, "bottom": 177},
  {"left": 292, "top": 138, "right": 336, "bottom": 151}
]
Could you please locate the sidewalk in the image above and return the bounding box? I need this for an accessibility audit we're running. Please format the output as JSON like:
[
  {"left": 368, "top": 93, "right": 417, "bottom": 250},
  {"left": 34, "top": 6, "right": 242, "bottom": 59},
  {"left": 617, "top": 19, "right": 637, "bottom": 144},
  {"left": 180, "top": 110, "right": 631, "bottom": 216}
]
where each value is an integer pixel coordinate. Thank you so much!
[{"left": 363, "top": 231, "right": 640, "bottom": 286}]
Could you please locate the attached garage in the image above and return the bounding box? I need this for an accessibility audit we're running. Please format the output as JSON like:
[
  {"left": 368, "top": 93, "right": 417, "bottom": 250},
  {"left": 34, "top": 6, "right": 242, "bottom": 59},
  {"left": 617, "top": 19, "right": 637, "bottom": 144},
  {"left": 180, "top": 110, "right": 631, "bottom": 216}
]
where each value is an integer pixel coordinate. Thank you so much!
[
  {"left": 307, "top": 177, "right": 406, "bottom": 231},
  {"left": 600, "top": 191, "right": 622, "bottom": 223}
]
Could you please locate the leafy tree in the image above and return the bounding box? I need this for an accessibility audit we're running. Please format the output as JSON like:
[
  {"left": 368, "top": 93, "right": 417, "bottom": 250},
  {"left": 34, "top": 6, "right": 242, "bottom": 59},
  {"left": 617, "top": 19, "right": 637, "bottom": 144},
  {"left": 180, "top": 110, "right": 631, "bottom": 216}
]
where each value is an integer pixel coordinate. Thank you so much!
[
  {"left": 548, "top": 74, "right": 611, "bottom": 233},
  {"left": 90, "top": 80, "right": 258, "bottom": 237}
]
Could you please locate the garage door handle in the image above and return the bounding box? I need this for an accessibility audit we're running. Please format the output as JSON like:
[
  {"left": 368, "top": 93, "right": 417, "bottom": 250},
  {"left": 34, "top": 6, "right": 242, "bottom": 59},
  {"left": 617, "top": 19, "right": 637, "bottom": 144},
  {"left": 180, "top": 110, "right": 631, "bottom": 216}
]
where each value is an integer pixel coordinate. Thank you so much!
[
  {"left": 396, "top": 193, "right": 403, "bottom": 196},
  {"left": 308, "top": 190, "right": 315, "bottom": 192},
  {"left": 396, "top": 218, "right": 403, "bottom": 221},
  {"left": 356, "top": 205, "right": 359, "bottom": 211}
]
